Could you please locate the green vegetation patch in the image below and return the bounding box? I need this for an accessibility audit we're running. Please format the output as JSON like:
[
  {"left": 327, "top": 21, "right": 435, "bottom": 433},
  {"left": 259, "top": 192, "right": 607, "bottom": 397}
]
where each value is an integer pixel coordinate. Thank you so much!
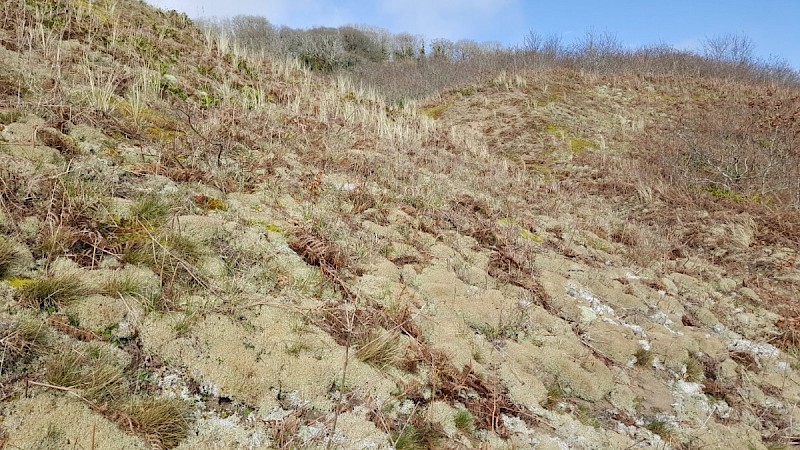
[
  {"left": 193, "top": 194, "right": 226, "bottom": 211},
  {"left": 645, "top": 419, "right": 675, "bottom": 441},
  {"left": 543, "top": 123, "right": 568, "bottom": 136},
  {"left": 569, "top": 137, "right": 595, "bottom": 152},
  {"left": 0, "top": 108, "right": 22, "bottom": 124},
  {"left": 543, "top": 123, "right": 596, "bottom": 152},
  {"left": 702, "top": 185, "right": 766, "bottom": 204},
  {"left": 453, "top": 409, "right": 475, "bottom": 433},
  {"left": 419, "top": 102, "right": 452, "bottom": 119}
]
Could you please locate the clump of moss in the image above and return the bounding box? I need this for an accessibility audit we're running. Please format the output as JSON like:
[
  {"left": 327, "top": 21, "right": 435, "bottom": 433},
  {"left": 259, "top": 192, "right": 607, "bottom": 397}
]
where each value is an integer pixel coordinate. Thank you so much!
[
  {"left": 192, "top": 194, "right": 226, "bottom": 211},
  {"left": 569, "top": 137, "right": 595, "bottom": 152},
  {"left": 543, "top": 123, "right": 567, "bottom": 136},
  {"left": 419, "top": 102, "right": 451, "bottom": 119},
  {"left": 702, "top": 185, "right": 763, "bottom": 203}
]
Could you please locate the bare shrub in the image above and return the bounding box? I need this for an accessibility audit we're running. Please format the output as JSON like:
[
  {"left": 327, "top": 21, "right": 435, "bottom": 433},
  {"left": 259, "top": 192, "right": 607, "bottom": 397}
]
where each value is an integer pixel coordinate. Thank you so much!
[
  {"left": 651, "top": 90, "right": 800, "bottom": 207},
  {"left": 702, "top": 33, "right": 755, "bottom": 64}
]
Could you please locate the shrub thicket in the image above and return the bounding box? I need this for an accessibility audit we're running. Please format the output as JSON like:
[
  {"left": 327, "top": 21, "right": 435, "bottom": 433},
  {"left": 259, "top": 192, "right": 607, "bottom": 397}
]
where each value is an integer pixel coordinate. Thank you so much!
[{"left": 201, "top": 18, "right": 799, "bottom": 102}]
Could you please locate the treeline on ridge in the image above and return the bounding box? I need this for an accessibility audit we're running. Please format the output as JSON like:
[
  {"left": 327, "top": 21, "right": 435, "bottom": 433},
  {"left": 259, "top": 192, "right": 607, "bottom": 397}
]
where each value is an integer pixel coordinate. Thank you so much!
[{"left": 199, "top": 15, "right": 800, "bottom": 102}]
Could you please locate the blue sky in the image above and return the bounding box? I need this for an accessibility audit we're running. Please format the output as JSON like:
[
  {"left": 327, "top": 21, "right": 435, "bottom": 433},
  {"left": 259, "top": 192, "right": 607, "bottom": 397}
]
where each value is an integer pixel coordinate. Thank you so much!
[{"left": 145, "top": 0, "right": 800, "bottom": 68}]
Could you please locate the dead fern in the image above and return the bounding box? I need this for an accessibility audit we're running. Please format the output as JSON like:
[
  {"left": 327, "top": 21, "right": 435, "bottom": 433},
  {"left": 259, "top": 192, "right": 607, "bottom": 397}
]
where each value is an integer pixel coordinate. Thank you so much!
[
  {"left": 488, "top": 245, "right": 551, "bottom": 311},
  {"left": 288, "top": 230, "right": 345, "bottom": 270},
  {"left": 401, "top": 343, "right": 545, "bottom": 438},
  {"left": 47, "top": 314, "right": 104, "bottom": 342}
]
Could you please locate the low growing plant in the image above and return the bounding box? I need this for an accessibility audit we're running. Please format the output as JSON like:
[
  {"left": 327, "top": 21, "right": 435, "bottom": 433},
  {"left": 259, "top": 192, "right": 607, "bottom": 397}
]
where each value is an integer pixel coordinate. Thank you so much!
[{"left": 16, "top": 273, "right": 92, "bottom": 310}]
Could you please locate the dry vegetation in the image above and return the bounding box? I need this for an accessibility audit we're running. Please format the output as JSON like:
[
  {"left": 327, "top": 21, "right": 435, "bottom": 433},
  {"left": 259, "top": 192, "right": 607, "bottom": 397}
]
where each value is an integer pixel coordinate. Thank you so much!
[{"left": 0, "top": 0, "right": 799, "bottom": 448}]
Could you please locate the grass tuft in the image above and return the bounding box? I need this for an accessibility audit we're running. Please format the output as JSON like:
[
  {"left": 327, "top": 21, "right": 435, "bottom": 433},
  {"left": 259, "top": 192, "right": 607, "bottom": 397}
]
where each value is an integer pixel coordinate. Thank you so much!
[
  {"left": 634, "top": 348, "right": 653, "bottom": 367},
  {"left": 98, "top": 271, "right": 153, "bottom": 298},
  {"left": 453, "top": 409, "right": 475, "bottom": 433},
  {"left": 123, "top": 230, "right": 206, "bottom": 293},
  {"left": 130, "top": 193, "right": 172, "bottom": 226},
  {"left": 122, "top": 396, "right": 192, "bottom": 449},
  {"left": 355, "top": 329, "right": 403, "bottom": 369},
  {"left": 0, "top": 237, "right": 23, "bottom": 278},
  {"left": 684, "top": 356, "right": 705, "bottom": 382},
  {"left": 392, "top": 424, "right": 424, "bottom": 450},
  {"left": 16, "top": 273, "right": 92, "bottom": 310},
  {"left": 48, "top": 346, "right": 125, "bottom": 400},
  {"left": 0, "top": 319, "right": 50, "bottom": 369},
  {"left": 645, "top": 419, "right": 675, "bottom": 441}
]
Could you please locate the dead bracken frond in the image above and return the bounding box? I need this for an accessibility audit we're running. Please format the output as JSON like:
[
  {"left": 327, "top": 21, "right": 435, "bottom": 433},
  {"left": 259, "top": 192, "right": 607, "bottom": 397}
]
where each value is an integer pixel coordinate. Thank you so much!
[
  {"left": 47, "top": 314, "right": 104, "bottom": 342},
  {"left": 402, "top": 343, "right": 544, "bottom": 438},
  {"left": 488, "top": 245, "right": 551, "bottom": 310},
  {"left": 769, "top": 317, "right": 800, "bottom": 350},
  {"left": 288, "top": 230, "right": 345, "bottom": 270},
  {"left": 37, "top": 128, "right": 81, "bottom": 157}
]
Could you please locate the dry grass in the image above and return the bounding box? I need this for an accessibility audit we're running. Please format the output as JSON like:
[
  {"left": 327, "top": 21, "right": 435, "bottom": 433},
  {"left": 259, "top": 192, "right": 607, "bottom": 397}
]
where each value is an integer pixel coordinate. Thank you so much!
[
  {"left": 16, "top": 272, "right": 92, "bottom": 310},
  {"left": 0, "top": 237, "right": 22, "bottom": 278},
  {"left": 98, "top": 270, "right": 152, "bottom": 299},
  {"left": 122, "top": 229, "right": 207, "bottom": 303},
  {"left": 0, "top": 319, "right": 49, "bottom": 371},
  {"left": 44, "top": 346, "right": 125, "bottom": 402},
  {"left": 42, "top": 343, "right": 192, "bottom": 448},
  {"left": 121, "top": 396, "right": 192, "bottom": 449},
  {"left": 354, "top": 329, "right": 404, "bottom": 369}
]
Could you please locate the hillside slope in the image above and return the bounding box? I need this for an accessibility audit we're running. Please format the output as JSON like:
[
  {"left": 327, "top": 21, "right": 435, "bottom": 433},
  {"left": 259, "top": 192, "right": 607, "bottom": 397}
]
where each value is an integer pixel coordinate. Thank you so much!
[{"left": 1, "top": 1, "right": 799, "bottom": 449}]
